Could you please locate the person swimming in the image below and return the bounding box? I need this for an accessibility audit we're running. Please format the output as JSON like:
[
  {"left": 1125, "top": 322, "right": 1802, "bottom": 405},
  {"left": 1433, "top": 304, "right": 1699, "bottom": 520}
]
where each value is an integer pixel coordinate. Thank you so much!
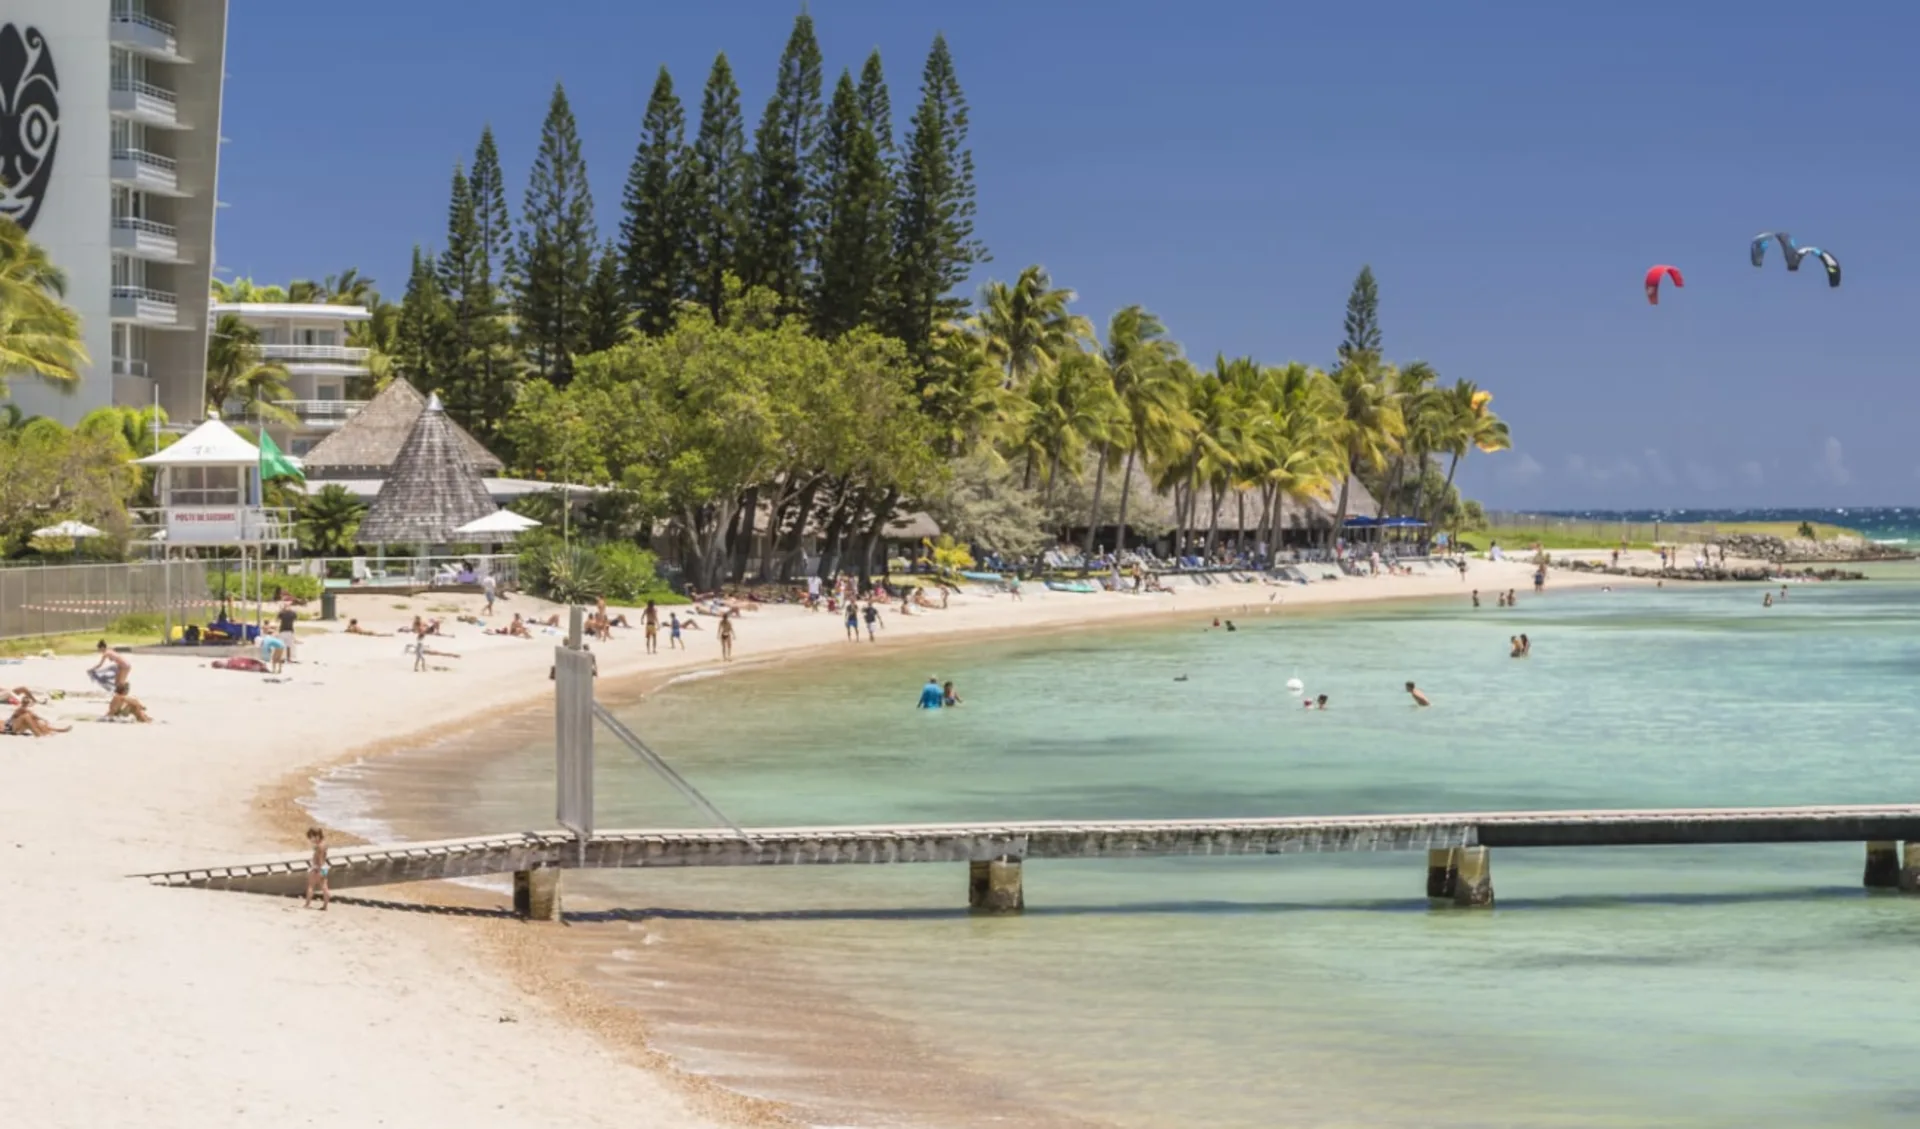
[
  {"left": 1406, "top": 681, "right": 1431, "bottom": 707},
  {"left": 917, "top": 676, "right": 944, "bottom": 710},
  {"left": 943, "top": 680, "right": 962, "bottom": 707}
]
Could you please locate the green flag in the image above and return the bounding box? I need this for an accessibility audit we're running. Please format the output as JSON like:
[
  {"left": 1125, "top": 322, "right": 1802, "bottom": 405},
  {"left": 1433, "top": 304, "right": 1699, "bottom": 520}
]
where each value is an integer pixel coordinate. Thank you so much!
[{"left": 259, "top": 430, "right": 304, "bottom": 482}]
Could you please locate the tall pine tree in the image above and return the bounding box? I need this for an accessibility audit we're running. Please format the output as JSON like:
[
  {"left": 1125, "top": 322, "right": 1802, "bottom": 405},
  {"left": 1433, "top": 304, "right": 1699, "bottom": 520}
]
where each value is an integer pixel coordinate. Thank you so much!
[
  {"left": 437, "top": 164, "right": 487, "bottom": 428},
  {"left": 687, "top": 53, "right": 750, "bottom": 321},
  {"left": 394, "top": 245, "right": 454, "bottom": 391},
  {"left": 744, "top": 12, "right": 825, "bottom": 307},
  {"left": 857, "top": 49, "right": 893, "bottom": 156},
  {"left": 887, "top": 33, "right": 984, "bottom": 362},
  {"left": 1338, "top": 265, "right": 1381, "bottom": 362},
  {"left": 583, "top": 243, "right": 631, "bottom": 354},
  {"left": 619, "top": 66, "right": 691, "bottom": 337},
  {"left": 465, "top": 126, "right": 519, "bottom": 435},
  {"left": 811, "top": 70, "right": 891, "bottom": 339},
  {"left": 516, "top": 84, "right": 597, "bottom": 385}
]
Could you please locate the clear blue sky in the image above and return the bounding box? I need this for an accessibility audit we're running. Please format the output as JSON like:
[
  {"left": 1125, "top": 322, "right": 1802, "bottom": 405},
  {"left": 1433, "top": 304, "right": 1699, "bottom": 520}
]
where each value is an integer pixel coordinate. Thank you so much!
[{"left": 219, "top": 0, "right": 1920, "bottom": 510}]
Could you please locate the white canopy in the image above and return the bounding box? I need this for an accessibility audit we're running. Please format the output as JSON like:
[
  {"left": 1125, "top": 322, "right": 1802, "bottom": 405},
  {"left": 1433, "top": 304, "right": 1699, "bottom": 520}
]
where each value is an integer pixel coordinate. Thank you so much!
[
  {"left": 135, "top": 414, "right": 261, "bottom": 467},
  {"left": 452, "top": 510, "right": 542, "bottom": 537},
  {"left": 32, "top": 520, "right": 103, "bottom": 538}
]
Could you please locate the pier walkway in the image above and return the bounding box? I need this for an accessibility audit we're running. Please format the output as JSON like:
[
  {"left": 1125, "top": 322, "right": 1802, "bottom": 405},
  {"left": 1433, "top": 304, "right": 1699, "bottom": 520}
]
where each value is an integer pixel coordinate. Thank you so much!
[{"left": 140, "top": 803, "right": 1920, "bottom": 917}]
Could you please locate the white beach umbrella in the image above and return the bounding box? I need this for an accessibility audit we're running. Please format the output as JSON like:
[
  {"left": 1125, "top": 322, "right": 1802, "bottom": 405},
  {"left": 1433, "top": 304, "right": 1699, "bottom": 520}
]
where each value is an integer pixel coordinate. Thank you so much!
[
  {"left": 452, "top": 510, "right": 542, "bottom": 538},
  {"left": 32, "top": 520, "right": 104, "bottom": 539}
]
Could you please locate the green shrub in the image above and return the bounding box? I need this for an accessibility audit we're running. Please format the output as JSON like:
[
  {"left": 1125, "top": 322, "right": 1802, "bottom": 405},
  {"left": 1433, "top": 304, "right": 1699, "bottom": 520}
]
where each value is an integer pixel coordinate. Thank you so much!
[
  {"left": 518, "top": 539, "right": 680, "bottom": 604},
  {"left": 207, "top": 571, "right": 323, "bottom": 602}
]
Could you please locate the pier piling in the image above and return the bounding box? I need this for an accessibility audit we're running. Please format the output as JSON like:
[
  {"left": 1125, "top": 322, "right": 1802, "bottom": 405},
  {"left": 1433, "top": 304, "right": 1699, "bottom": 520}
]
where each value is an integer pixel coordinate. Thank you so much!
[
  {"left": 1450, "top": 847, "right": 1494, "bottom": 908},
  {"left": 1864, "top": 841, "right": 1901, "bottom": 889},
  {"left": 968, "top": 858, "right": 1024, "bottom": 914},
  {"left": 1425, "top": 848, "right": 1458, "bottom": 901},
  {"left": 1899, "top": 843, "right": 1920, "bottom": 893},
  {"left": 513, "top": 868, "right": 561, "bottom": 921}
]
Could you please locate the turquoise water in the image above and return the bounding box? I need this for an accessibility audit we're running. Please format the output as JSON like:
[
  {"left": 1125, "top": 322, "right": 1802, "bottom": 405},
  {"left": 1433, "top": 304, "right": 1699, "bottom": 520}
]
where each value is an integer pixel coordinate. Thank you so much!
[{"left": 345, "top": 577, "right": 1920, "bottom": 1127}]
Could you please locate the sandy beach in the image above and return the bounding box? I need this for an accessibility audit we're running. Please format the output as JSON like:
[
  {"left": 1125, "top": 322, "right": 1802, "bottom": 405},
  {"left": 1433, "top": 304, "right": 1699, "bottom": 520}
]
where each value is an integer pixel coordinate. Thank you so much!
[{"left": 0, "top": 557, "right": 1619, "bottom": 1128}]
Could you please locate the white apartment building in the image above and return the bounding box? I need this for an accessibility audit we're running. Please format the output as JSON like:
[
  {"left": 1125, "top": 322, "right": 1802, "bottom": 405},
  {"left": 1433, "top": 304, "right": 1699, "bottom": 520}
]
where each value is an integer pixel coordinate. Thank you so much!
[
  {"left": 211, "top": 301, "right": 371, "bottom": 456},
  {"left": 2, "top": 1, "right": 227, "bottom": 427}
]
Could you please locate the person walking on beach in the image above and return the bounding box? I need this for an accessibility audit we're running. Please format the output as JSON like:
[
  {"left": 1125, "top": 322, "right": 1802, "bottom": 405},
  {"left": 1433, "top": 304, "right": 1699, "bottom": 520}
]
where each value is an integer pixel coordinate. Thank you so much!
[
  {"left": 1406, "top": 681, "right": 1431, "bottom": 707},
  {"left": 483, "top": 571, "right": 498, "bottom": 615},
  {"left": 917, "top": 676, "right": 944, "bottom": 709},
  {"left": 91, "top": 641, "right": 131, "bottom": 696},
  {"left": 717, "top": 612, "right": 736, "bottom": 662},
  {"left": 1472, "top": 590, "right": 1480, "bottom": 608},
  {"left": 1533, "top": 566, "right": 1546, "bottom": 595},
  {"left": 844, "top": 602, "right": 860, "bottom": 641},
  {"left": 668, "top": 613, "right": 685, "bottom": 650},
  {"left": 862, "top": 601, "right": 882, "bottom": 642},
  {"left": 643, "top": 600, "right": 660, "bottom": 654},
  {"left": 304, "top": 826, "right": 331, "bottom": 910}
]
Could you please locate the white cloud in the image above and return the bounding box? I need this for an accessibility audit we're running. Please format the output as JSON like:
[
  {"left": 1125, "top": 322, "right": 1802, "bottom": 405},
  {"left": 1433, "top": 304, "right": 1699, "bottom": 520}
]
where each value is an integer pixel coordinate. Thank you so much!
[
  {"left": 1501, "top": 453, "right": 1544, "bottom": 485},
  {"left": 1737, "top": 461, "right": 1764, "bottom": 486},
  {"left": 1642, "top": 449, "right": 1675, "bottom": 486},
  {"left": 1812, "top": 437, "right": 1850, "bottom": 486},
  {"left": 1565, "top": 454, "right": 1642, "bottom": 485}
]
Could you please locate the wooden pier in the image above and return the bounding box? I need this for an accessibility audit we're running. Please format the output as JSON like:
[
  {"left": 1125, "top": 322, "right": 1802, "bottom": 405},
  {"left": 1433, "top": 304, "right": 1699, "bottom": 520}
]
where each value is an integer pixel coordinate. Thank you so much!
[{"left": 139, "top": 804, "right": 1920, "bottom": 918}]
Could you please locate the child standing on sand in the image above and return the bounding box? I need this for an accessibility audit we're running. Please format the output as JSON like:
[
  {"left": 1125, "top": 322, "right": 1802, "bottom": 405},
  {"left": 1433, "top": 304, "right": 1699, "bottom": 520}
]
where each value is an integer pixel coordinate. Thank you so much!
[{"left": 305, "top": 827, "right": 330, "bottom": 910}]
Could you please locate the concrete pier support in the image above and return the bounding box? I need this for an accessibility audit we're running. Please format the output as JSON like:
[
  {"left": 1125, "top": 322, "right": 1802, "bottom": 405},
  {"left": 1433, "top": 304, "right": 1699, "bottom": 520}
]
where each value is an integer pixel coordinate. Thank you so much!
[
  {"left": 1425, "top": 848, "right": 1458, "bottom": 900},
  {"left": 968, "top": 858, "right": 1024, "bottom": 914},
  {"left": 1864, "top": 841, "right": 1901, "bottom": 889},
  {"left": 513, "top": 868, "right": 562, "bottom": 921},
  {"left": 1897, "top": 843, "right": 1920, "bottom": 893},
  {"left": 1449, "top": 847, "right": 1494, "bottom": 908}
]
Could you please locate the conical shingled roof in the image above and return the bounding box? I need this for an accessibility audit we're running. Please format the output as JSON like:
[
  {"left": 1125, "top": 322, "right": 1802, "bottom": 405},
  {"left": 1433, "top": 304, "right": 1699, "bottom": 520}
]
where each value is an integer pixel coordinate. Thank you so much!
[
  {"left": 300, "top": 378, "right": 502, "bottom": 477},
  {"left": 355, "top": 393, "right": 500, "bottom": 545}
]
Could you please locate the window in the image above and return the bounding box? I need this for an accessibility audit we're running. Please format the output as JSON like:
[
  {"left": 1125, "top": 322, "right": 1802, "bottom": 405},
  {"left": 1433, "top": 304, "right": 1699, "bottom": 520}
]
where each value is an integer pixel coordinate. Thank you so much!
[
  {"left": 291, "top": 439, "right": 315, "bottom": 457},
  {"left": 316, "top": 384, "right": 341, "bottom": 401},
  {"left": 169, "top": 466, "right": 243, "bottom": 507}
]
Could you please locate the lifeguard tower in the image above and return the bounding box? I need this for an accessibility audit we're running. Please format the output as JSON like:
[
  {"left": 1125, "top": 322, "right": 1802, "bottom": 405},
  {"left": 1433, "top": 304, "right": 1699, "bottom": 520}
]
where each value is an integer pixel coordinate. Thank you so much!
[{"left": 133, "top": 412, "right": 298, "bottom": 640}]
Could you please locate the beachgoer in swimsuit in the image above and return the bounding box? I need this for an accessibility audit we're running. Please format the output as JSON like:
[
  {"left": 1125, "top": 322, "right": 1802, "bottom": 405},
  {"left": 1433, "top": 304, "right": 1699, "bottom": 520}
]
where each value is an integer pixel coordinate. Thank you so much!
[
  {"left": 92, "top": 641, "right": 131, "bottom": 696},
  {"left": 862, "top": 602, "right": 882, "bottom": 642},
  {"left": 106, "top": 689, "right": 152, "bottom": 723},
  {"left": 643, "top": 600, "right": 660, "bottom": 654},
  {"left": 1406, "top": 681, "right": 1431, "bottom": 707},
  {"left": 943, "top": 681, "right": 962, "bottom": 707},
  {"left": 717, "top": 612, "right": 735, "bottom": 661},
  {"left": 5, "top": 703, "right": 68, "bottom": 736},
  {"left": 669, "top": 614, "right": 685, "bottom": 650},
  {"left": 845, "top": 604, "right": 860, "bottom": 642},
  {"left": 305, "top": 826, "right": 331, "bottom": 910}
]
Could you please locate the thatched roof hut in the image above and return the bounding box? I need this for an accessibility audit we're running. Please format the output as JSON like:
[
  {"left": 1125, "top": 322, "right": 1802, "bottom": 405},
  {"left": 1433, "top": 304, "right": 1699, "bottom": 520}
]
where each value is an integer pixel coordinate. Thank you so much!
[
  {"left": 301, "top": 379, "right": 502, "bottom": 480},
  {"left": 356, "top": 394, "right": 500, "bottom": 545}
]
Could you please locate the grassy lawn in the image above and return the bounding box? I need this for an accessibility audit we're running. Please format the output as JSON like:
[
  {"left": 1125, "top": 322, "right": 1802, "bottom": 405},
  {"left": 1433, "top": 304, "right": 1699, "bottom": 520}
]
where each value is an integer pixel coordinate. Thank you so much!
[
  {"left": 1474, "top": 520, "right": 1863, "bottom": 552},
  {"left": 0, "top": 614, "right": 170, "bottom": 658}
]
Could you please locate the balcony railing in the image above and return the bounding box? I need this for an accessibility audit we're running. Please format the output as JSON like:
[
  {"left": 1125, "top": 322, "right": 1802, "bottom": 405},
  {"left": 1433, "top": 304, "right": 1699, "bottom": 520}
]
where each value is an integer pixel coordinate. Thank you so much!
[
  {"left": 274, "top": 399, "right": 369, "bottom": 424},
  {"left": 258, "top": 344, "right": 371, "bottom": 363},
  {"left": 111, "top": 146, "right": 177, "bottom": 173},
  {"left": 111, "top": 78, "right": 178, "bottom": 107},
  {"left": 112, "top": 286, "right": 177, "bottom": 308},
  {"left": 110, "top": 10, "right": 180, "bottom": 58},
  {"left": 112, "top": 216, "right": 177, "bottom": 238},
  {"left": 112, "top": 358, "right": 151, "bottom": 378}
]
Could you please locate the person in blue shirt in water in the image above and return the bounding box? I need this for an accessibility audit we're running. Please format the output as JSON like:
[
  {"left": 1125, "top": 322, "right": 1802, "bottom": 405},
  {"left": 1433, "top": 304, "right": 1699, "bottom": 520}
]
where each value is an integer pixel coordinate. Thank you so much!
[{"left": 917, "top": 676, "right": 944, "bottom": 709}]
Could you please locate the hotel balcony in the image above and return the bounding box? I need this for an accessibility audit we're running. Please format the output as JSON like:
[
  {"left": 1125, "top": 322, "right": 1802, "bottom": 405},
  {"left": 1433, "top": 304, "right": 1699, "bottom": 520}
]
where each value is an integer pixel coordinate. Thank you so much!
[
  {"left": 109, "top": 78, "right": 185, "bottom": 130},
  {"left": 111, "top": 286, "right": 180, "bottom": 327},
  {"left": 273, "top": 399, "right": 370, "bottom": 430},
  {"left": 110, "top": 216, "right": 185, "bottom": 263},
  {"left": 109, "top": 10, "right": 188, "bottom": 63},
  {"left": 258, "top": 343, "right": 371, "bottom": 367},
  {"left": 110, "top": 147, "right": 186, "bottom": 196}
]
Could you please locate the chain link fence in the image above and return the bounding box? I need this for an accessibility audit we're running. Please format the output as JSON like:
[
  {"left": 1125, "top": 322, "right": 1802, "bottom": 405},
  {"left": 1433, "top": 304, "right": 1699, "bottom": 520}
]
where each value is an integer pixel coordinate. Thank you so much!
[{"left": 0, "top": 560, "right": 213, "bottom": 641}]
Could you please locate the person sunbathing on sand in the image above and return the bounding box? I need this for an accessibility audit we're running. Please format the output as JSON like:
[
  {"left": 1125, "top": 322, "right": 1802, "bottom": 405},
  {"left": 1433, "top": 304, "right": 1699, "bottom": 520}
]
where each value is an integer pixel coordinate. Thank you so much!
[
  {"left": 5, "top": 703, "right": 68, "bottom": 736},
  {"left": 105, "top": 689, "right": 152, "bottom": 723},
  {"left": 344, "top": 618, "right": 388, "bottom": 636},
  {"left": 410, "top": 615, "right": 448, "bottom": 637},
  {"left": 5, "top": 687, "right": 40, "bottom": 706},
  {"left": 485, "top": 614, "right": 532, "bottom": 639}
]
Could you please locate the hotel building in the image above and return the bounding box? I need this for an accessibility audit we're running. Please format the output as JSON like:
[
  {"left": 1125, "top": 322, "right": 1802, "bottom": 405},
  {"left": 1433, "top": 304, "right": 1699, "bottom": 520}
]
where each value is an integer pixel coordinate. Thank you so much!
[
  {"left": 2, "top": 1, "right": 227, "bottom": 427},
  {"left": 210, "top": 300, "right": 372, "bottom": 457}
]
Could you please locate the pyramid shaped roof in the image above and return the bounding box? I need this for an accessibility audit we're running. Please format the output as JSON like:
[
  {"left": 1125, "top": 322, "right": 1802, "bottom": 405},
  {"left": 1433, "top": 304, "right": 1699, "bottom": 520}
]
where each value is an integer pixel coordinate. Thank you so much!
[
  {"left": 299, "top": 378, "right": 502, "bottom": 476},
  {"left": 135, "top": 414, "right": 260, "bottom": 467},
  {"left": 355, "top": 394, "right": 501, "bottom": 545}
]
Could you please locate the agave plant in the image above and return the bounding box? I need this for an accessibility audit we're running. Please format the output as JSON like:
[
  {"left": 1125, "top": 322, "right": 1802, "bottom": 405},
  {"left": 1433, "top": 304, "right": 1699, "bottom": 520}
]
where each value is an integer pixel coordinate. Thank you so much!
[{"left": 528, "top": 543, "right": 608, "bottom": 604}]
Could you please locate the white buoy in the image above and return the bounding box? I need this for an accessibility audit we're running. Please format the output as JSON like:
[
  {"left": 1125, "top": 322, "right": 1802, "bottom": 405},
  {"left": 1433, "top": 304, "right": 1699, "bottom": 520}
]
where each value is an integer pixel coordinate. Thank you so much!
[{"left": 1286, "top": 677, "right": 1304, "bottom": 695}]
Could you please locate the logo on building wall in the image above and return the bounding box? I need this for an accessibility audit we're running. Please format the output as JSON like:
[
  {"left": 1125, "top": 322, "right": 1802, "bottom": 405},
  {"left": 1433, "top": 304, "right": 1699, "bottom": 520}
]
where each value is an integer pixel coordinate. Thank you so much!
[{"left": 0, "top": 24, "right": 59, "bottom": 233}]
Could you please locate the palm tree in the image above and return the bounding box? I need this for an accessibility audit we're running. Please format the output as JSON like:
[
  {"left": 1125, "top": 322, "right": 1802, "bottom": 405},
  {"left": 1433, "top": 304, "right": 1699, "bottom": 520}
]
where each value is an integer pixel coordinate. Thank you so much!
[
  {"left": 1432, "top": 380, "right": 1510, "bottom": 530},
  {"left": 297, "top": 483, "right": 367, "bottom": 553},
  {"left": 969, "top": 265, "right": 1092, "bottom": 389},
  {"left": 921, "top": 322, "right": 1022, "bottom": 457},
  {"left": 1095, "top": 305, "right": 1187, "bottom": 556},
  {"left": 0, "top": 217, "right": 88, "bottom": 395},
  {"left": 1327, "top": 352, "right": 1406, "bottom": 540},
  {"left": 210, "top": 277, "right": 289, "bottom": 303},
  {"left": 1380, "top": 361, "right": 1439, "bottom": 516},
  {"left": 205, "top": 313, "right": 295, "bottom": 423},
  {"left": 1013, "top": 349, "right": 1117, "bottom": 507},
  {"left": 1249, "top": 362, "right": 1345, "bottom": 552},
  {"left": 289, "top": 268, "right": 376, "bottom": 307}
]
